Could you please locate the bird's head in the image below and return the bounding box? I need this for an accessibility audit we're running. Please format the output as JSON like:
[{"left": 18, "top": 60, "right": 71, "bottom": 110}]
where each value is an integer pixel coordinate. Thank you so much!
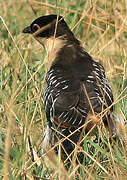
[
  {"left": 23, "top": 15, "right": 65, "bottom": 36},
  {"left": 22, "top": 14, "right": 76, "bottom": 69},
  {"left": 23, "top": 14, "right": 77, "bottom": 55},
  {"left": 22, "top": 15, "right": 74, "bottom": 44},
  {"left": 22, "top": 14, "right": 81, "bottom": 69}
]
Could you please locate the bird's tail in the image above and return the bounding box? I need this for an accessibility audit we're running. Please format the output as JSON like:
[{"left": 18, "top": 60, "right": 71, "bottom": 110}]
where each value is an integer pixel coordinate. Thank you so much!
[{"left": 42, "top": 125, "right": 84, "bottom": 166}]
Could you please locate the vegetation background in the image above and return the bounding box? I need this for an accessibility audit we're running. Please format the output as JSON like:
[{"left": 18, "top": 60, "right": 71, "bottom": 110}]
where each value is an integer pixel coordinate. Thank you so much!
[{"left": 0, "top": 0, "right": 127, "bottom": 179}]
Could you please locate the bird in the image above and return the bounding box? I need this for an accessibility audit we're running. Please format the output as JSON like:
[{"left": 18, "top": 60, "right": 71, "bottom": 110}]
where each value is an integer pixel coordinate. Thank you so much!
[{"left": 23, "top": 14, "right": 114, "bottom": 165}]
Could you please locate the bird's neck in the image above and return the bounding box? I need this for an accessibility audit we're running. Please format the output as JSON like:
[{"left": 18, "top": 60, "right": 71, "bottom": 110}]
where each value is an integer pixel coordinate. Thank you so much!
[
  {"left": 45, "top": 37, "right": 66, "bottom": 58},
  {"left": 35, "top": 35, "right": 82, "bottom": 71},
  {"left": 38, "top": 36, "right": 67, "bottom": 71}
]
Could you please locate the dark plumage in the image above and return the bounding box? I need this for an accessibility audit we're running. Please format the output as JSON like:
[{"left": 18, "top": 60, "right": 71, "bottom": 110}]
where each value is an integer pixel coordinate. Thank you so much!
[{"left": 23, "top": 14, "right": 114, "bottom": 164}]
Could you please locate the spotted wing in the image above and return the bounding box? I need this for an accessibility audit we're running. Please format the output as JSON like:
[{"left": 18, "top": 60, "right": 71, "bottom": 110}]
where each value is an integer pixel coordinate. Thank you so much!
[
  {"left": 44, "top": 62, "right": 113, "bottom": 129},
  {"left": 43, "top": 66, "right": 88, "bottom": 128}
]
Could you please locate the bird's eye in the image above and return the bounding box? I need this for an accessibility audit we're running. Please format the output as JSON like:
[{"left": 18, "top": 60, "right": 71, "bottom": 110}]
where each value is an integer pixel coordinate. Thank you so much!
[{"left": 32, "top": 24, "right": 40, "bottom": 32}]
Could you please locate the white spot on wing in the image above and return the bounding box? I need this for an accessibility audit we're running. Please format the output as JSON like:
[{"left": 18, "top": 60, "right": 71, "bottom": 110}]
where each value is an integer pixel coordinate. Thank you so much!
[
  {"left": 78, "top": 117, "right": 83, "bottom": 125},
  {"left": 87, "top": 79, "right": 94, "bottom": 83},
  {"left": 62, "top": 85, "right": 68, "bottom": 90},
  {"left": 52, "top": 79, "right": 57, "bottom": 85}
]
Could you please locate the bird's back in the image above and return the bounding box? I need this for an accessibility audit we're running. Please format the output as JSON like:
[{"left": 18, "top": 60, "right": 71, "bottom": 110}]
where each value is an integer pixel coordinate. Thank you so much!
[{"left": 44, "top": 44, "right": 114, "bottom": 131}]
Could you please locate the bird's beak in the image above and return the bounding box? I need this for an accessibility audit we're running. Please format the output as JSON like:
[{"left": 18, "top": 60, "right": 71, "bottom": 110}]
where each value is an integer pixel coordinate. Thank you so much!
[{"left": 22, "top": 26, "right": 32, "bottom": 34}]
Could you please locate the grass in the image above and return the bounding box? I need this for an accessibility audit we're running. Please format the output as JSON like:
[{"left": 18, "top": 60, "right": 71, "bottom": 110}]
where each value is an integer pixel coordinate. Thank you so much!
[{"left": 0, "top": 0, "right": 127, "bottom": 179}]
